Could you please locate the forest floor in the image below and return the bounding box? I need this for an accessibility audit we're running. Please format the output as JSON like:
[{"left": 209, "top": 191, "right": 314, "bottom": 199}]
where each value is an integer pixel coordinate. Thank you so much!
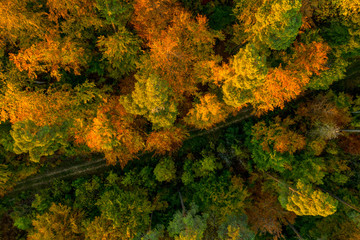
[{"left": 7, "top": 107, "right": 254, "bottom": 198}]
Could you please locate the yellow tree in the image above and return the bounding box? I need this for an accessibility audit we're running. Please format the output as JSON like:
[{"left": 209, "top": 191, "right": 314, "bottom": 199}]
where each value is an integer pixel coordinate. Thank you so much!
[
  {"left": 11, "top": 120, "right": 68, "bottom": 162},
  {"left": 185, "top": 94, "right": 231, "bottom": 129},
  {"left": 281, "top": 180, "right": 338, "bottom": 217},
  {"left": 0, "top": 83, "right": 73, "bottom": 126},
  {"left": 84, "top": 216, "right": 122, "bottom": 240},
  {"left": 121, "top": 74, "right": 178, "bottom": 130},
  {"left": 28, "top": 203, "right": 84, "bottom": 240},
  {"left": 252, "top": 0, "right": 302, "bottom": 50},
  {"left": 221, "top": 44, "right": 268, "bottom": 108},
  {"left": 0, "top": 0, "right": 45, "bottom": 45}
]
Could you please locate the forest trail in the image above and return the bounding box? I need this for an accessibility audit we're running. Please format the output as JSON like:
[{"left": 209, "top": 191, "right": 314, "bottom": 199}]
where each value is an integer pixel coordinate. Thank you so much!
[
  {"left": 7, "top": 57, "right": 360, "bottom": 198},
  {"left": 8, "top": 107, "right": 254, "bottom": 197}
]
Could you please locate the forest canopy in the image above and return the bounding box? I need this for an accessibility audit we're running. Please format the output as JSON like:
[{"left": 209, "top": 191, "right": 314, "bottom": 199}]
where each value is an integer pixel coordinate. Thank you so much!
[{"left": 0, "top": 0, "right": 360, "bottom": 239}]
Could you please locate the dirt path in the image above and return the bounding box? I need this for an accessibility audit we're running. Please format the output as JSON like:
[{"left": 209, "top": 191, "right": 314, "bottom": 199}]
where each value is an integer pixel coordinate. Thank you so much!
[
  {"left": 7, "top": 56, "right": 360, "bottom": 197},
  {"left": 7, "top": 107, "right": 255, "bottom": 197}
]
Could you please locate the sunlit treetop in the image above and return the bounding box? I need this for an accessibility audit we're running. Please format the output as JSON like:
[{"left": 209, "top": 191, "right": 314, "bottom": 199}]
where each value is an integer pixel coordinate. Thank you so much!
[{"left": 252, "top": 0, "right": 302, "bottom": 50}]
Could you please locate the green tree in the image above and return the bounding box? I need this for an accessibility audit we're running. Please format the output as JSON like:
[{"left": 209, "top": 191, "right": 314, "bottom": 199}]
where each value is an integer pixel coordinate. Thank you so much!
[
  {"left": 168, "top": 202, "right": 209, "bottom": 240},
  {"left": 10, "top": 120, "right": 68, "bottom": 162},
  {"left": 154, "top": 157, "right": 176, "bottom": 182},
  {"left": 72, "top": 177, "right": 102, "bottom": 218},
  {"left": 308, "top": 56, "right": 348, "bottom": 90},
  {"left": 189, "top": 172, "right": 249, "bottom": 221},
  {"left": 96, "top": 187, "right": 154, "bottom": 238},
  {"left": 97, "top": 27, "right": 142, "bottom": 78},
  {"left": 252, "top": 0, "right": 302, "bottom": 50},
  {"left": 218, "top": 215, "right": 255, "bottom": 240},
  {"left": 95, "top": 0, "right": 133, "bottom": 29},
  {"left": 0, "top": 164, "right": 11, "bottom": 186},
  {"left": 192, "top": 151, "right": 222, "bottom": 178}
]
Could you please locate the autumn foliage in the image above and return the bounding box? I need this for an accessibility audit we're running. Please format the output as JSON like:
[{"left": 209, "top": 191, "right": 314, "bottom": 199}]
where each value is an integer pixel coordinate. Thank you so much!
[
  {"left": 247, "top": 186, "right": 296, "bottom": 239},
  {"left": 145, "top": 127, "right": 188, "bottom": 155},
  {"left": 185, "top": 94, "right": 230, "bottom": 129},
  {"left": 252, "top": 117, "right": 306, "bottom": 154}
]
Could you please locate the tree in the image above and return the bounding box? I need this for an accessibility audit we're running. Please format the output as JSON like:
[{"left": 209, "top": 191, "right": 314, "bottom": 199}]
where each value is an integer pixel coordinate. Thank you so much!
[
  {"left": 232, "top": 0, "right": 265, "bottom": 45},
  {"left": 189, "top": 173, "right": 249, "bottom": 222},
  {"left": 0, "top": 164, "right": 12, "bottom": 197},
  {"left": 154, "top": 157, "right": 176, "bottom": 182},
  {"left": 309, "top": 212, "right": 360, "bottom": 240},
  {"left": 252, "top": 41, "right": 330, "bottom": 113},
  {"left": 184, "top": 94, "right": 231, "bottom": 129},
  {"left": 10, "top": 120, "right": 68, "bottom": 162},
  {"left": 285, "top": 154, "right": 326, "bottom": 185},
  {"left": 82, "top": 97, "right": 145, "bottom": 166},
  {"left": 72, "top": 177, "right": 102, "bottom": 217},
  {"left": 97, "top": 27, "right": 142, "bottom": 78},
  {"left": 121, "top": 74, "right": 178, "bottom": 130},
  {"left": 340, "top": 134, "right": 360, "bottom": 155},
  {"left": 228, "top": 44, "right": 268, "bottom": 89},
  {"left": 46, "top": 0, "right": 95, "bottom": 22},
  {"left": 252, "top": 0, "right": 302, "bottom": 50},
  {"left": 252, "top": 66, "right": 309, "bottom": 113},
  {"left": 296, "top": 92, "right": 353, "bottom": 140},
  {"left": 222, "top": 81, "right": 252, "bottom": 109},
  {"left": 28, "top": 203, "right": 84, "bottom": 240},
  {"left": 192, "top": 151, "right": 222, "bottom": 178},
  {"left": 217, "top": 214, "right": 256, "bottom": 240},
  {"left": 251, "top": 117, "right": 306, "bottom": 155},
  {"left": 9, "top": 35, "right": 85, "bottom": 81},
  {"left": 307, "top": 56, "right": 348, "bottom": 90},
  {"left": 96, "top": 187, "right": 154, "bottom": 238},
  {"left": 131, "top": 0, "right": 181, "bottom": 41},
  {"left": 145, "top": 127, "right": 188, "bottom": 155},
  {"left": 168, "top": 202, "right": 209, "bottom": 240},
  {"left": 0, "top": 0, "right": 45, "bottom": 45},
  {"left": 246, "top": 186, "right": 296, "bottom": 238},
  {"left": 145, "top": 10, "right": 223, "bottom": 97},
  {"left": 0, "top": 83, "right": 74, "bottom": 126},
  {"left": 279, "top": 180, "right": 338, "bottom": 217},
  {"left": 221, "top": 44, "right": 268, "bottom": 108},
  {"left": 291, "top": 41, "right": 331, "bottom": 77},
  {"left": 95, "top": 0, "right": 133, "bottom": 29},
  {"left": 296, "top": 93, "right": 352, "bottom": 127},
  {"left": 84, "top": 215, "right": 122, "bottom": 240},
  {"left": 331, "top": 0, "right": 360, "bottom": 18}
]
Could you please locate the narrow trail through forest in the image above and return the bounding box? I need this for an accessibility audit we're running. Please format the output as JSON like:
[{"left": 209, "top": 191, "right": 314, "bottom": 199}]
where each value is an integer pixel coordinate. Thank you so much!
[
  {"left": 8, "top": 107, "right": 254, "bottom": 197},
  {"left": 7, "top": 58, "right": 360, "bottom": 198}
]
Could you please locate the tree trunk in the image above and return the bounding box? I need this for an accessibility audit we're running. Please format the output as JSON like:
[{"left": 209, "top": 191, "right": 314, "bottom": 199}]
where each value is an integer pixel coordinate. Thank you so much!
[
  {"left": 285, "top": 219, "right": 304, "bottom": 240},
  {"left": 318, "top": 187, "right": 360, "bottom": 214},
  {"left": 339, "top": 129, "right": 360, "bottom": 133},
  {"left": 178, "top": 191, "right": 186, "bottom": 216}
]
